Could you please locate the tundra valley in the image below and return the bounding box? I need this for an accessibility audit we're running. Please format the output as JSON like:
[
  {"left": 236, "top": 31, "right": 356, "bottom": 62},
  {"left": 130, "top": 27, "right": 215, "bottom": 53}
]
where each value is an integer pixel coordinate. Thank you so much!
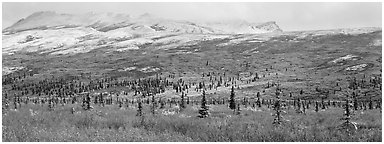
[{"left": 2, "top": 11, "right": 382, "bottom": 142}]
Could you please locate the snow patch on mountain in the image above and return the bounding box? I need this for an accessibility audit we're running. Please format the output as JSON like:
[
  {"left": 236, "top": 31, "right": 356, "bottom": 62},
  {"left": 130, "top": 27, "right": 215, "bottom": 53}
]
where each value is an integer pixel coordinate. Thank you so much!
[
  {"left": 140, "top": 66, "right": 160, "bottom": 73},
  {"left": 216, "top": 35, "right": 271, "bottom": 46},
  {"left": 2, "top": 66, "right": 24, "bottom": 75},
  {"left": 289, "top": 27, "right": 381, "bottom": 39},
  {"left": 2, "top": 27, "right": 102, "bottom": 54},
  {"left": 371, "top": 39, "right": 381, "bottom": 46},
  {"left": 346, "top": 64, "right": 368, "bottom": 71},
  {"left": 331, "top": 54, "right": 359, "bottom": 64}
]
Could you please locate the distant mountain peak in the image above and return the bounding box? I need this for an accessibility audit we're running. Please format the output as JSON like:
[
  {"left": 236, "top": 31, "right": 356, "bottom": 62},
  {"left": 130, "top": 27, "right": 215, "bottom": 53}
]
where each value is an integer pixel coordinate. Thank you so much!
[
  {"left": 252, "top": 21, "right": 282, "bottom": 32},
  {"left": 134, "top": 13, "right": 161, "bottom": 21},
  {"left": 139, "top": 13, "right": 152, "bottom": 18},
  {"left": 29, "top": 11, "right": 57, "bottom": 16}
]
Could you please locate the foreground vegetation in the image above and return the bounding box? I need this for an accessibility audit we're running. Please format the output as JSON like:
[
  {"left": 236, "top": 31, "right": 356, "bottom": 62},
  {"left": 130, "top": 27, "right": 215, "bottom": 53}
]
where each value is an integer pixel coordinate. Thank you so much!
[{"left": 2, "top": 101, "right": 381, "bottom": 142}]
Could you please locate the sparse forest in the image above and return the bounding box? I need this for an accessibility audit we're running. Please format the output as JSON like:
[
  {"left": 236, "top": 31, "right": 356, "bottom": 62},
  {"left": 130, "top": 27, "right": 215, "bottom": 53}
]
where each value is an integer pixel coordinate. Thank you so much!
[{"left": 2, "top": 10, "right": 382, "bottom": 142}]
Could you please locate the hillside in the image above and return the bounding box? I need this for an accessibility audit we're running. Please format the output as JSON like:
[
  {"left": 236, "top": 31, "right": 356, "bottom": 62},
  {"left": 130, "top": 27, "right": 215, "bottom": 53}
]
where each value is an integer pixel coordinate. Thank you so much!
[
  {"left": 3, "top": 11, "right": 282, "bottom": 34},
  {"left": 2, "top": 20, "right": 381, "bottom": 100}
]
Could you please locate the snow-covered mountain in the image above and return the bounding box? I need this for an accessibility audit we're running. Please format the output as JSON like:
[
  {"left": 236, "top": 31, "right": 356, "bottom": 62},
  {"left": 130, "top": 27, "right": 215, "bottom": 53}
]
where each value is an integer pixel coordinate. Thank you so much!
[
  {"left": 3, "top": 11, "right": 380, "bottom": 57},
  {"left": 3, "top": 11, "right": 282, "bottom": 34},
  {"left": 1, "top": 11, "right": 283, "bottom": 55},
  {"left": 201, "top": 20, "right": 282, "bottom": 34}
]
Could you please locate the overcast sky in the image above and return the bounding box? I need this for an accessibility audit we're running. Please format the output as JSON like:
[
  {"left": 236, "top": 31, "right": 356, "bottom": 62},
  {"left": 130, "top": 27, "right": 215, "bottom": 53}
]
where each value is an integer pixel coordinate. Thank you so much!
[{"left": 2, "top": 2, "right": 382, "bottom": 31}]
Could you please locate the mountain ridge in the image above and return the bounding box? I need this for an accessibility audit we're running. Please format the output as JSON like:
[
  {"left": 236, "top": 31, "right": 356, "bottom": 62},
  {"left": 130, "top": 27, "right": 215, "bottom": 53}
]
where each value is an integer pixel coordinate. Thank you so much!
[
  {"left": 2, "top": 11, "right": 380, "bottom": 57},
  {"left": 3, "top": 11, "right": 283, "bottom": 34}
]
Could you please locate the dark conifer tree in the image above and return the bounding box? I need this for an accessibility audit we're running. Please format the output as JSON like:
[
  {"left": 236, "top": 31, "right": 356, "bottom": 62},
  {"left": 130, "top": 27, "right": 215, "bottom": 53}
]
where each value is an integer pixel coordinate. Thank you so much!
[
  {"left": 180, "top": 92, "right": 186, "bottom": 109},
  {"left": 48, "top": 97, "right": 54, "bottom": 111},
  {"left": 151, "top": 95, "right": 156, "bottom": 115},
  {"left": 236, "top": 103, "right": 241, "bottom": 115},
  {"left": 198, "top": 90, "right": 209, "bottom": 118},
  {"left": 369, "top": 98, "right": 373, "bottom": 109},
  {"left": 229, "top": 86, "right": 236, "bottom": 110},
  {"left": 13, "top": 95, "right": 17, "bottom": 110},
  {"left": 136, "top": 100, "right": 143, "bottom": 117},
  {"left": 85, "top": 93, "right": 91, "bottom": 110}
]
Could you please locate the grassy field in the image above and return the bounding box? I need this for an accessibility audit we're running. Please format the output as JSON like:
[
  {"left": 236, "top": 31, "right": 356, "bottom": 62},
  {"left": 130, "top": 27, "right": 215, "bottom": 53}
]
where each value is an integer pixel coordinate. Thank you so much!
[{"left": 2, "top": 101, "right": 381, "bottom": 142}]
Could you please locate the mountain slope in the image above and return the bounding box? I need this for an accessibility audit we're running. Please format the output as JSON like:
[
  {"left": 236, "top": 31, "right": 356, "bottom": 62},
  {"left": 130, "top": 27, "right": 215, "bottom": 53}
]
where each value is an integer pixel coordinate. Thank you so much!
[
  {"left": 3, "top": 11, "right": 282, "bottom": 34},
  {"left": 2, "top": 11, "right": 380, "bottom": 61}
]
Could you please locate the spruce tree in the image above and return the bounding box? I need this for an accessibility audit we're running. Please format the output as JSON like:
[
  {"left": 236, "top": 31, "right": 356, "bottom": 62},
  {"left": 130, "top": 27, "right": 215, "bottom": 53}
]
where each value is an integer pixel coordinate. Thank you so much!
[
  {"left": 4, "top": 95, "right": 9, "bottom": 110},
  {"left": 353, "top": 96, "right": 358, "bottom": 111},
  {"left": 151, "top": 95, "right": 156, "bottom": 115},
  {"left": 296, "top": 98, "right": 302, "bottom": 113},
  {"left": 160, "top": 100, "right": 165, "bottom": 109},
  {"left": 272, "top": 99, "right": 283, "bottom": 125},
  {"left": 48, "top": 97, "right": 53, "bottom": 111},
  {"left": 272, "top": 90, "right": 285, "bottom": 125},
  {"left": 315, "top": 101, "right": 319, "bottom": 112},
  {"left": 321, "top": 99, "right": 326, "bottom": 109},
  {"left": 13, "top": 95, "right": 17, "bottom": 110},
  {"left": 136, "top": 100, "right": 143, "bottom": 117},
  {"left": 229, "top": 86, "right": 236, "bottom": 110},
  {"left": 180, "top": 92, "right": 186, "bottom": 109},
  {"left": 369, "top": 98, "right": 373, "bottom": 109},
  {"left": 338, "top": 90, "right": 358, "bottom": 132},
  {"left": 302, "top": 101, "right": 306, "bottom": 114},
  {"left": 85, "top": 93, "right": 91, "bottom": 110},
  {"left": 236, "top": 103, "right": 241, "bottom": 115},
  {"left": 198, "top": 90, "right": 209, "bottom": 118},
  {"left": 119, "top": 98, "right": 123, "bottom": 109},
  {"left": 257, "top": 98, "right": 262, "bottom": 107}
]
